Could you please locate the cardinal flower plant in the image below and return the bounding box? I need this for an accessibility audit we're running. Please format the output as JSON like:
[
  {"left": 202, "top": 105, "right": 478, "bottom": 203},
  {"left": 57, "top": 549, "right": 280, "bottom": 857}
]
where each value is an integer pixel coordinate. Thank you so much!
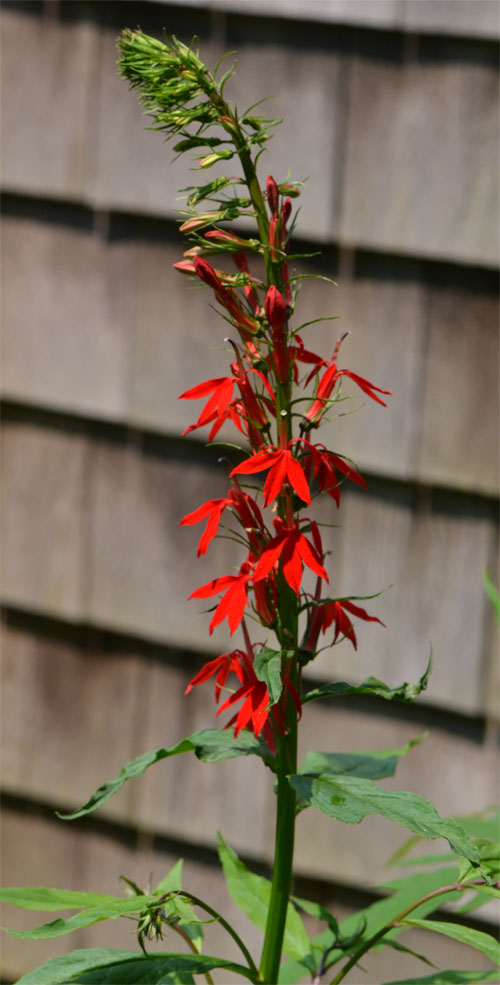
[{"left": 2, "top": 30, "right": 499, "bottom": 985}]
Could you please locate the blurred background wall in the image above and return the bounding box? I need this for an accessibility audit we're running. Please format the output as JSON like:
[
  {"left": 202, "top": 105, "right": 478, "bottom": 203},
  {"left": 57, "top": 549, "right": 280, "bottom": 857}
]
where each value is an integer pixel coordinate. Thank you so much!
[{"left": 1, "top": 1, "right": 499, "bottom": 982}]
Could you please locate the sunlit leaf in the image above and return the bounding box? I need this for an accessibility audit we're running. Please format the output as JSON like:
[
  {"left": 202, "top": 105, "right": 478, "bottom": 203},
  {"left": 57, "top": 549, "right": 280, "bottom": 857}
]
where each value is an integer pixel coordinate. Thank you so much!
[
  {"left": 298, "top": 735, "right": 425, "bottom": 782},
  {"left": 382, "top": 971, "right": 500, "bottom": 985},
  {"left": 17, "top": 947, "right": 257, "bottom": 984},
  {"left": 2, "top": 894, "right": 198, "bottom": 940},
  {"left": 59, "top": 729, "right": 274, "bottom": 820},
  {"left": 400, "top": 918, "right": 500, "bottom": 966},
  {"left": 217, "top": 832, "right": 314, "bottom": 968},
  {"left": 303, "top": 650, "right": 432, "bottom": 705},
  {"left": 0, "top": 887, "right": 117, "bottom": 912},
  {"left": 289, "top": 773, "right": 479, "bottom": 863}
]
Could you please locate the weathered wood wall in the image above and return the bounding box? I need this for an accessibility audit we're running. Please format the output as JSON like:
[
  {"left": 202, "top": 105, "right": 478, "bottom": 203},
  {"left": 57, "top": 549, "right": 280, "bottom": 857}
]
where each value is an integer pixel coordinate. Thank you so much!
[{"left": 1, "top": 1, "right": 498, "bottom": 982}]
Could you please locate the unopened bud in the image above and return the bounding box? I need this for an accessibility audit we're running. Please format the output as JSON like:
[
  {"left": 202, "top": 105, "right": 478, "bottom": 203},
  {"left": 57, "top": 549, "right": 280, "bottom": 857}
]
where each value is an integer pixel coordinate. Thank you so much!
[
  {"left": 179, "top": 211, "right": 224, "bottom": 232},
  {"left": 173, "top": 260, "right": 197, "bottom": 276},
  {"left": 278, "top": 182, "right": 301, "bottom": 198},
  {"left": 199, "top": 150, "right": 234, "bottom": 168},
  {"left": 193, "top": 255, "right": 224, "bottom": 291},
  {"left": 281, "top": 198, "right": 292, "bottom": 226},
  {"left": 266, "top": 175, "right": 279, "bottom": 217},
  {"left": 264, "top": 285, "right": 287, "bottom": 331}
]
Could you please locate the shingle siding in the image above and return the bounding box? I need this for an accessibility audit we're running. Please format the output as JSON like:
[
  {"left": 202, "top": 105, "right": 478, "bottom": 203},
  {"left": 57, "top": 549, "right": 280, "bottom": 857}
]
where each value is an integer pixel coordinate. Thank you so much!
[{"left": 1, "top": 1, "right": 498, "bottom": 981}]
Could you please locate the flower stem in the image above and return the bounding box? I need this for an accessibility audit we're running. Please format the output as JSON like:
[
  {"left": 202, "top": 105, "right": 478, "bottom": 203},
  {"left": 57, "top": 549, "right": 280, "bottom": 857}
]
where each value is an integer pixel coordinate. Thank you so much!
[
  {"left": 174, "top": 891, "right": 259, "bottom": 977},
  {"left": 329, "top": 878, "right": 498, "bottom": 985},
  {"left": 259, "top": 710, "right": 298, "bottom": 983}
]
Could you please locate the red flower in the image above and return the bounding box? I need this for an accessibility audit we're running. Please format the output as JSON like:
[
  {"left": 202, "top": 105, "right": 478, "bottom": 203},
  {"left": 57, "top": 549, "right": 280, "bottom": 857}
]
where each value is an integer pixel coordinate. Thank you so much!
[
  {"left": 253, "top": 517, "right": 328, "bottom": 595},
  {"left": 181, "top": 486, "right": 265, "bottom": 557},
  {"left": 301, "top": 440, "right": 367, "bottom": 506},
  {"left": 321, "top": 598, "right": 385, "bottom": 650},
  {"left": 182, "top": 399, "right": 247, "bottom": 443},
  {"left": 216, "top": 651, "right": 302, "bottom": 742},
  {"left": 179, "top": 375, "right": 236, "bottom": 432},
  {"left": 188, "top": 561, "right": 253, "bottom": 635},
  {"left": 290, "top": 334, "right": 323, "bottom": 367},
  {"left": 217, "top": 675, "right": 270, "bottom": 738},
  {"left": 305, "top": 345, "right": 391, "bottom": 423},
  {"left": 231, "top": 443, "right": 311, "bottom": 506},
  {"left": 185, "top": 650, "right": 241, "bottom": 701},
  {"left": 180, "top": 497, "right": 232, "bottom": 557},
  {"left": 185, "top": 644, "right": 303, "bottom": 749},
  {"left": 179, "top": 361, "right": 273, "bottom": 438}
]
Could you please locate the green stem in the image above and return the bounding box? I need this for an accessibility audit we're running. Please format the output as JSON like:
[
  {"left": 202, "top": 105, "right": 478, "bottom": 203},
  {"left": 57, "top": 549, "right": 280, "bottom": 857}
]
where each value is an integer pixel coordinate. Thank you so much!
[
  {"left": 259, "top": 723, "right": 298, "bottom": 984},
  {"left": 329, "top": 878, "right": 497, "bottom": 985},
  {"left": 170, "top": 922, "right": 215, "bottom": 985},
  {"left": 175, "top": 891, "right": 259, "bottom": 977}
]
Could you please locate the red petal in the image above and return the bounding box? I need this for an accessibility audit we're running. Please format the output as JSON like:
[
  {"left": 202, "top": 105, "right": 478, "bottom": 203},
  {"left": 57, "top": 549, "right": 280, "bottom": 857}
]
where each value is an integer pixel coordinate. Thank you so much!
[
  {"left": 231, "top": 449, "right": 281, "bottom": 476},
  {"left": 217, "top": 682, "right": 253, "bottom": 714},
  {"left": 197, "top": 503, "right": 227, "bottom": 556},
  {"left": 178, "top": 377, "right": 228, "bottom": 400},
  {"left": 253, "top": 535, "right": 285, "bottom": 582},
  {"left": 263, "top": 453, "right": 288, "bottom": 505},
  {"left": 281, "top": 535, "right": 303, "bottom": 595},
  {"left": 341, "top": 599, "right": 385, "bottom": 627},
  {"left": 185, "top": 655, "right": 229, "bottom": 694},
  {"left": 250, "top": 683, "right": 271, "bottom": 735},
  {"left": 337, "top": 370, "right": 391, "bottom": 407},
  {"left": 335, "top": 608, "right": 357, "bottom": 648},
  {"left": 209, "top": 580, "right": 248, "bottom": 635},
  {"left": 328, "top": 453, "right": 367, "bottom": 489},
  {"left": 297, "top": 534, "right": 328, "bottom": 583},
  {"left": 286, "top": 453, "right": 311, "bottom": 505},
  {"left": 308, "top": 520, "right": 324, "bottom": 559},
  {"left": 188, "top": 574, "right": 236, "bottom": 600},
  {"left": 180, "top": 499, "right": 225, "bottom": 527}
]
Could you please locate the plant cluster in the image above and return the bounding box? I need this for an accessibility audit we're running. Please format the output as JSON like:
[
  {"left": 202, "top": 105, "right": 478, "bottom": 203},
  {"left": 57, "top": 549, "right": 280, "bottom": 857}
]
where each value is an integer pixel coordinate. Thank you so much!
[{"left": 2, "top": 30, "right": 499, "bottom": 985}]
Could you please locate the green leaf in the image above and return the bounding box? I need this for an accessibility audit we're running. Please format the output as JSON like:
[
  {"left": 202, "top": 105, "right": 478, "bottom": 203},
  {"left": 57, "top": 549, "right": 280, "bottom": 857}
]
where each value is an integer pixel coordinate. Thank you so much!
[
  {"left": 454, "top": 885, "right": 500, "bottom": 915},
  {"left": 483, "top": 569, "right": 500, "bottom": 621},
  {"left": 216, "top": 833, "right": 313, "bottom": 966},
  {"left": 400, "top": 918, "right": 500, "bottom": 966},
  {"left": 0, "top": 886, "right": 117, "bottom": 911},
  {"left": 381, "top": 937, "right": 436, "bottom": 968},
  {"left": 254, "top": 648, "right": 291, "bottom": 704},
  {"left": 390, "top": 852, "right": 458, "bottom": 867},
  {"left": 291, "top": 894, "right": 339, "bottom": 935},
  {"left": 59, "top": 729, "right": 274, "bottom": 820},
  {"left": 17, "top": 947, "right": 258, "bottom": 984},
  {"left": 382, "top": 971, "right": 500, "bottom": 985},
  {"left": 279, "top": 868, "right": 462, "bottom": 984},
  {"left": 15, "top": 949, "right": 130, "bottom": 985},
  {"left": 458, "top": 841, "right": 500, "bottom": 882},
  {"left": 459, "top": 808, "right": 500, "bottom": 841},
  {"left": 389, "top": 808, "right": 500, "bottom": 864},
  {"left": 2, "top": 893, "right": 181, "bottom": 940},
  {"left": 184, "top": 176, "right": 232, "bottom": 205},
  {"left": 289, "top": 773, "right": 480, "bottom": 863},
  {"left": 303, "top": 650, "right": 432, "bottom": 705},
  {"left": 152, "top": 860, "right": 183, "bottom": 896},
  {"left": 298, "top": 735, "right": 425, "bottom": 782}
]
